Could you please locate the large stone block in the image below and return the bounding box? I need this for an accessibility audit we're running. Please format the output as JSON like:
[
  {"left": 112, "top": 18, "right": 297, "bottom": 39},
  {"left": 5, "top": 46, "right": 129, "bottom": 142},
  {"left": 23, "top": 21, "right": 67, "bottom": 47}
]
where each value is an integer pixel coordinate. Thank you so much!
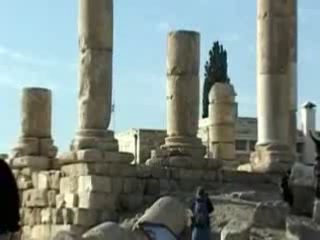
[
  {"left": 286, "top": 216, "right": 320, "bottom": 240},
  {"left": 73, "top": 209, "right": 100, "bottom": 227},
  {"left": 78, "top": 192, "right": 116, "bottom": 210},
  {"left": 60, "top": 177, "right": 78, "bottom": 194},
  {"left": 253, "top": 201, "right": 289, "bottom": 229},
  {"left": 78, "top": 176, "right": 112, "bottom": 193},
  {"left": 23, "top": 189, "right": 48, "bottom": 207},
  {"left": 11, "top": 156, "right": 51, "bottom": 170},
  {"left": 221, "top": 220, "right": 251, "bottom": 240}
]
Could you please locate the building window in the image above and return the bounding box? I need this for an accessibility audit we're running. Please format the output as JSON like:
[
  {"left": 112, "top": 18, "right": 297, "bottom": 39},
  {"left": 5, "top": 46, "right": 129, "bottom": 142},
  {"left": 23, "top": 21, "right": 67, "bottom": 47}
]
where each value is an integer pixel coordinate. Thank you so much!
[
  {"left": 296, "top": 143, "right": 304, "bottom": 154},
  {"left": 249, "top": 140, "right": 256, "bottom": 151},
  {"left": 236, "top": 140, "right": 248, "bottom": 151}
]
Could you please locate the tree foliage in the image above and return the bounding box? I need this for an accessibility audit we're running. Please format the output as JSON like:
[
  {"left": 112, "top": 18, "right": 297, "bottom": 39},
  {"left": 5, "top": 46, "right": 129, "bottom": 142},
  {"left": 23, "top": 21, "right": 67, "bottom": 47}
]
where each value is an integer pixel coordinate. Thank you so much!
[{"left": 202, "top": 41, "right": 230, "bottom": 118}]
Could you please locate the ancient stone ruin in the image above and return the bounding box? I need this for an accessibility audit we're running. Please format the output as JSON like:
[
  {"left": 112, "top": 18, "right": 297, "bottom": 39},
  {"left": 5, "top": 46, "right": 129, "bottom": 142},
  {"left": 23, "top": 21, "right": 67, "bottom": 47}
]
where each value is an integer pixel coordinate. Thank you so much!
[{"left": 2, "top": 0, "right": 320, "bottom": 239}]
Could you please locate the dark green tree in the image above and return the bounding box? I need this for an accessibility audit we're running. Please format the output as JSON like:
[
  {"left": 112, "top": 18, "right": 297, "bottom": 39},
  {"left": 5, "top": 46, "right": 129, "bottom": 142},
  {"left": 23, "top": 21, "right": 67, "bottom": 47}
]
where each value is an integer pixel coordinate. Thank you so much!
[{"left": 202, "top": 41, "right": 230, "bottom": 118}]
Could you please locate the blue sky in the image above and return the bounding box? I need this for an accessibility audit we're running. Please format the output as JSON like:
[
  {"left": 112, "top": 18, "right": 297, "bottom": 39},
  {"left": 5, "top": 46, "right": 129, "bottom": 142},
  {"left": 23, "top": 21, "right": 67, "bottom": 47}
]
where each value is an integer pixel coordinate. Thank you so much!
[{"left": 0, "top": 0, "right": 319, "bottom": 153}]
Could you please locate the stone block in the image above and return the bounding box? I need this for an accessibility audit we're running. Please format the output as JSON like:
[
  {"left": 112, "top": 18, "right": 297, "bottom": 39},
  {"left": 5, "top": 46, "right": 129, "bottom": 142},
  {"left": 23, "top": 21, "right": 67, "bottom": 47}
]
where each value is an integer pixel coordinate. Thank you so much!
[
  {"left": 31, "top": 225, "right": 52, "bottom": 240},
  {"left": 23, "top": 189, "right": 48, "bottom": 207},
  {"left": 21, "top": 226, "right": 32, "bottom": 240},
  {"left": 286, "top": 216, "right": 320, "bottom": 240},
  {"left": 78, "top": 192, "right": 116, "bottom": 210},
  {"left": 221, "top": 220, "right": 251, "bottom": 240},
  {"left": 110, "top": 177, "right": 123, "bottom": 195},
  {"left": 21, "top": 208, "right": 41, "bottom": 226},
  {"left": 145, "top": 179, "right": 160, "bottom": 196},
  {"left": 48, "top": 190, "right": 57, "bottom": 207},
  {"left": 73, "top": 209, "right": 99, "bottom": 227},
  {"left": 56, "top": 193, "right": 79, "bottom": 208},
  {"left": 17, "top": 175, "right": 33, "bottom": 190},
  {"left": 62, "top": 208, "right": 74, "bottom": 224},
  {"left": 60, "top": 177, "right": 78, "bottom": 194},
  {"left": 119, "top": 194, "right": 143, "bottom": 212},
  {"left": 40, "top": 208, "right": 63, "bottom": 224},
  {"left": 253, "top": 201, "right": 289, "bottom": 229},
  {"left": 78, "top": 176, "right": 112, "bottom": 193},
  {"left": 77, "top": 149, "right": 104, "bottom": 162},
  {"left": 12, "top": 156, "right": 51, "bottom": 170}
]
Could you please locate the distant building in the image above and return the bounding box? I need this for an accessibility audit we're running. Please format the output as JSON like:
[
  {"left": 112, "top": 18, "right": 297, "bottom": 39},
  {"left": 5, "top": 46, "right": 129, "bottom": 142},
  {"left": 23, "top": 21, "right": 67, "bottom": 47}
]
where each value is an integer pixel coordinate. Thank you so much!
[{"left": 115, "top": 116, "right": 306, "bottom": 165}]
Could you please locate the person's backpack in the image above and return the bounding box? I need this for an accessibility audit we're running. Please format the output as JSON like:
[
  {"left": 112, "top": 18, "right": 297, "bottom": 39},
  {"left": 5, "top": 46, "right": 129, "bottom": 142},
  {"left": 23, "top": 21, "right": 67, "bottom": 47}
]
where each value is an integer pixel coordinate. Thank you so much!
[{"left": 193, "top": 199, "right": 209, "bottom": 227}]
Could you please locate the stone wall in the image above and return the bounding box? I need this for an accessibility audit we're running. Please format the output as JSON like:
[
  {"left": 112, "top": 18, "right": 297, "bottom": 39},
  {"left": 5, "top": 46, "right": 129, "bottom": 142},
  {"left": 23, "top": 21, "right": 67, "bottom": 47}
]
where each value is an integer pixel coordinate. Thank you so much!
[{"left": 13, "top": 162, "right": 280, "bottom": 240}]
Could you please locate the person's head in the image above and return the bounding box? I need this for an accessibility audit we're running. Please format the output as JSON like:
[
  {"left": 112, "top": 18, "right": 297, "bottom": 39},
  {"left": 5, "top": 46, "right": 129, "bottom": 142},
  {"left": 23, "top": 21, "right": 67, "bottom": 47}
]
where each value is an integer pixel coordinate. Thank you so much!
[{"left": 195, "top": 186, "right": 206, "bottom": 198}]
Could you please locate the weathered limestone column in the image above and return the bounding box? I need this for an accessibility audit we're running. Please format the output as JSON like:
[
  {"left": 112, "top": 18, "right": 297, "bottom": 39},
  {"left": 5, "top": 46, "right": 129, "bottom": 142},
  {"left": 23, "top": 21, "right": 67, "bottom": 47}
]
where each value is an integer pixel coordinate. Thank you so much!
[
  {"left": 288, "top": 0, "right": 298, "bottom": 158},
  {"left": 208, "top": 83, "right": 236, "bottom": 167},
  {"left": 71, "top": 0, "right": 118, "bottom": 152},
  {"left": 250, "top": 0, "right": 292, "bottom": 173},
  {"left": 9, "top": 87, "right": 57, "bottom": 170},
  {"left": 301, "top": 102, "right": 317, "bottom": 164},
  {"left": 146, "top": 30, "right": 222, "bottom": 170},
  {"left": 60, "top": 0, "right": 132, "bottom": 165},
  {"left": 162, "top": 31, "right": 205, "bottom": 159}
]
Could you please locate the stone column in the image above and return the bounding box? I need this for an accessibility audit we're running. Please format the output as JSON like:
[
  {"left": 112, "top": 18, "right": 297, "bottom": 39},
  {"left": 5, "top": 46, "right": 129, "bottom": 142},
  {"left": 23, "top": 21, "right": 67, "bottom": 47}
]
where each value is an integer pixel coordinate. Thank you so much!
[
  {"left": 10, "top": 87, "right": 57, "bottom": 170},
  {"left": 60, "top": 0, "right": 132, "bottom": 165},
  {"left": 288, "top": 0, "right": 298, "bottom": 158},
  {"left": 162, "top": 30, "right": 205, "bottom": 160},
  {"left": 250, "top": 0, "right": 292, "bottom": 173},
  {"left": 301, "top": 102, "right": 316, "bottom": 164},
  {"left": 208, "top": 83, "right": 236, "bottom": 167},
  {"left": 71, "top": 0, "right": 118, "bottom": 152}
]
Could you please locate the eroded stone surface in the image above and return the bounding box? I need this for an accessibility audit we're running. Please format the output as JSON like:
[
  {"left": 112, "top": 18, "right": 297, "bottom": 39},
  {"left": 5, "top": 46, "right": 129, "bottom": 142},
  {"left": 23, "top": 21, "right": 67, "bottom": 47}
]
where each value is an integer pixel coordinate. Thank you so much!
[{"left": 220, "top": 220, "right": 251, "bottom": 240}]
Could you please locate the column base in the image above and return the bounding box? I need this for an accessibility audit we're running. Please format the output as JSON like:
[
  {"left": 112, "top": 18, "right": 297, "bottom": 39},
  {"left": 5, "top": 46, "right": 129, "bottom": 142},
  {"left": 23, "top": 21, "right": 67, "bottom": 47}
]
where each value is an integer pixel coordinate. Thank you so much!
[
  {"left": 11, "top": 137, "right": 58, "bottom": 158},
  {"left": 250, "top": 143, "right": 293, "bottom": 173},
  {"left": 145, "top": 149, "right": 222, "bottom": 170},
  {"left": 71, "top": 129, "right": 119, "bottom": 152},
  {"left": 58, "top": 149, "right": 133, "bottom": 165},
  {"left": 161, "top": 136, "right": 206, "bottom": 159}
]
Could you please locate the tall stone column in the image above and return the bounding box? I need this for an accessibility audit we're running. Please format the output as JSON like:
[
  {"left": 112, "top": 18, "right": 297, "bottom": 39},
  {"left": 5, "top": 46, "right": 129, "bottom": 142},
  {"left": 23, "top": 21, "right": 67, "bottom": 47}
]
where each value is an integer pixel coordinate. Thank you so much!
[
  {"left": 71, "top": 0, "right": 117, "bottom": 152},
  {"left": 288, "top": 0, "right": 298, "bottom": 158},
  {"left": 147, "top": 30, "right": 221, "bottom": 169},
  {"left": 9, "top": 87, "right": 57, "bottom": 170},
  {"left": 301, "top": 102, "right": 316, "bottom": 164},
  {"left": 162, "top": 31, "right": 205, "bottom": 159},
  {"left": 208, "top": 83, "right": 236, "bottom": 167},
  {"left": 60, "top": 0, "right": 132, "bottom": 165},
  {"left": 250, "top": 0, "right": 292, "bottom": 173}
]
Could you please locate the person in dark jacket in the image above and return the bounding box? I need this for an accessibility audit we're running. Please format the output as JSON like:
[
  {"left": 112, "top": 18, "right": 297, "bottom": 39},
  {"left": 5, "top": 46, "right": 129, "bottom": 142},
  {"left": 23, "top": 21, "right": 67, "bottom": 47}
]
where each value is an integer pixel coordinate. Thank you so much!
[
  {"left": 0, "top": 159, "right": 20, "bottom": 240},
  {"left": 190, "top": 187, "right": 214, "bottom": 240},
  {"left": 280, "top": 169, "right": 294, "bottom": 207}
]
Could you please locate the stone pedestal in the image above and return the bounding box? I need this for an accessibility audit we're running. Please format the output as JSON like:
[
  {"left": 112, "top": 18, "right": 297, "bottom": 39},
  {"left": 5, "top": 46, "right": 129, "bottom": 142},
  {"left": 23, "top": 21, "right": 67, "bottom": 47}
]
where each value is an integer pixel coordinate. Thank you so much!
[
  {"left": 9, "top": 88, "right": 57, "bottom": 170},
  {"left": 208, "top": 83, "right": 236, "bottom": 164},
  {"left": 146, "top": 30, "right": 220, "bottom": 170},
  {"left": 251, "top": 0, "right": 292, "bottom": 173}
]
